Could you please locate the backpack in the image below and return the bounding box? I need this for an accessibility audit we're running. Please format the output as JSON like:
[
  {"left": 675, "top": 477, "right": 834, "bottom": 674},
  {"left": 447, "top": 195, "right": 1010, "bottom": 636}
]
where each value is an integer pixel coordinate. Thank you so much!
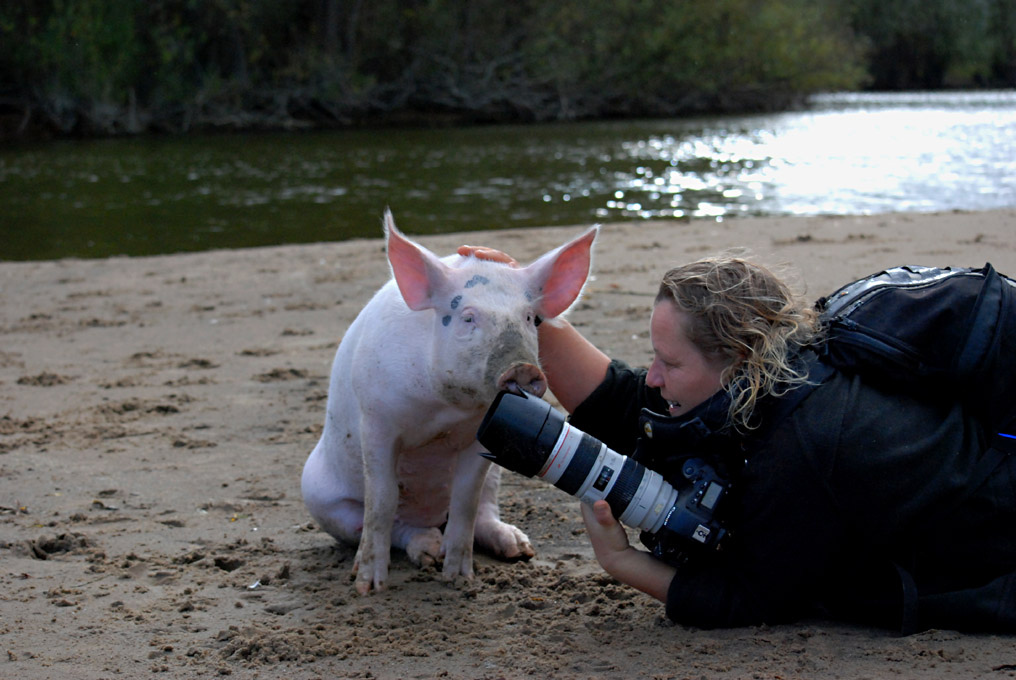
[
  {"left": 805, "top": 262, "right": 1016, "bottom": 633},
  {"left": 813, "top": 263, "right": 1016, "bottom": 434}
]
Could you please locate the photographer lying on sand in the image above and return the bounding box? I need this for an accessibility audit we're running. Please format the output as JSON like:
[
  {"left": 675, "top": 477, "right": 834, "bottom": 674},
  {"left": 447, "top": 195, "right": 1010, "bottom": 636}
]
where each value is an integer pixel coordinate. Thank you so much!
[{"left": 463, "top": 244, "right": 1016, "bottom": 633}]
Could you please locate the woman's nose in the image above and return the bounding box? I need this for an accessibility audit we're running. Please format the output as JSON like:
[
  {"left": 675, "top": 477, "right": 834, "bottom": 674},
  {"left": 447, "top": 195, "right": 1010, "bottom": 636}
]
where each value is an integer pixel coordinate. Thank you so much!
[{"left": 645, "top": 358, "right": 663, "bottom": 388}]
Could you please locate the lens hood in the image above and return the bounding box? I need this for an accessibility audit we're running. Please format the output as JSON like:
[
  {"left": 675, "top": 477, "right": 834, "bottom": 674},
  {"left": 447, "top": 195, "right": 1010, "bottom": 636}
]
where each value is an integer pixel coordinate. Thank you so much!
[{"left": 477, "top": 391, "right": 565, "bottom": 477}]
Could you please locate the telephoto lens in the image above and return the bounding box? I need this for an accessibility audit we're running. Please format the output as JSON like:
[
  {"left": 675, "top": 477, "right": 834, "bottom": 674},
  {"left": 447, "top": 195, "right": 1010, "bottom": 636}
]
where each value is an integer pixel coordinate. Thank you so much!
[{"left": 476, "top": 390, "right": 680, "bottom": 536}]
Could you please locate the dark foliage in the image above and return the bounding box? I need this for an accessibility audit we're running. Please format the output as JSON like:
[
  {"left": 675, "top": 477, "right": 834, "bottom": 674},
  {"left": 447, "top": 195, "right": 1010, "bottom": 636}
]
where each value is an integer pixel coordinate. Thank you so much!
[{"left": 0, "top": 0, "right": 1010, "bottom": 138}]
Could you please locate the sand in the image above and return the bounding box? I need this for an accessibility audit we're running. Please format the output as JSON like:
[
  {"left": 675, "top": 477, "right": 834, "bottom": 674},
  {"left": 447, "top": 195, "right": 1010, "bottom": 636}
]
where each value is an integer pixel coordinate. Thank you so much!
[{"left": 2, "top": 209, "right": 1015, "bottom": 680}]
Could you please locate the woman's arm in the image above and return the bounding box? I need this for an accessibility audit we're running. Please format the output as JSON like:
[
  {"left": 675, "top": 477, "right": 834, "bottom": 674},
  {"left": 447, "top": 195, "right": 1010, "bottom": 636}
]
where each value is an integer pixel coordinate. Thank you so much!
[{"left": 536, "top": 319, "right": 610, "bottom": 412}]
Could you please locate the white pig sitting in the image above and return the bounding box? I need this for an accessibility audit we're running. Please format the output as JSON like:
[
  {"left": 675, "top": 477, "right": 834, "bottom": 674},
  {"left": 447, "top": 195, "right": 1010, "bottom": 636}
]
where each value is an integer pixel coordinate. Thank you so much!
[{"left": 302, "top": 210, "right": 597, "bottom": 594}]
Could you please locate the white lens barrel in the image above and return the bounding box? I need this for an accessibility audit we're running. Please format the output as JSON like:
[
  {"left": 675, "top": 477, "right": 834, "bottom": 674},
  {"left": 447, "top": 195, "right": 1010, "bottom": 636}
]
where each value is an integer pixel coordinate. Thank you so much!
[
  {"left": 538, "top": 422, "right": 679, "bottom": 534},
  {"left": 537, "top": 423, "right": 588, "bottom": 484},
  {"left": 616, "top": 471, "right": 679, "bottom": 535}
]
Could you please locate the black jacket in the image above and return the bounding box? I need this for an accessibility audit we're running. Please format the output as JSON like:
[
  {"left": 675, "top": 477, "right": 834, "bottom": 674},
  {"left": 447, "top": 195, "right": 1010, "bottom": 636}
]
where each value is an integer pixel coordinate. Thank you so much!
[{"left": 568, "top": 359, "right": 1016, "bottom": 632}]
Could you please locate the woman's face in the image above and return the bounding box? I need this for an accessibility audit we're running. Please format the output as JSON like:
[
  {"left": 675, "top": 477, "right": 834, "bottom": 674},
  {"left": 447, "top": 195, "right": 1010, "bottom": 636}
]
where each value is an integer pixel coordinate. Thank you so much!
[{"left": 646, "top": 300, "right": 729, "bottom": 417}]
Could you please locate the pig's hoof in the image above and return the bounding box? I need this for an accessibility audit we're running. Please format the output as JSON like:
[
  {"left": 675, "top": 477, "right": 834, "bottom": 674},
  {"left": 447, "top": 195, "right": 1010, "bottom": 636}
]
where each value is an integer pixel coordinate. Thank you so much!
[
  {"left": 441, "top": 572, "right": 475, "bottom": 589},
  {"left": 439, "top": 564, "right": 475, "bottom": 585},
  {"left": 353, "top": 571, "right": 385, "bottom": 595},
  {"left": 355, "top": 580, "right": 380, "bottom": 596},
  {"left": 440, "top": 544, "right": 475, "bottom": 582},
  {"left": 405, "top": 527, "right": 443, "bottom": 569},
  {"left": 476, "top": 520, "right": 535, "bottom": 562},
  {"left": 351, "top": 553, "right": 388, "bottom": 594}
]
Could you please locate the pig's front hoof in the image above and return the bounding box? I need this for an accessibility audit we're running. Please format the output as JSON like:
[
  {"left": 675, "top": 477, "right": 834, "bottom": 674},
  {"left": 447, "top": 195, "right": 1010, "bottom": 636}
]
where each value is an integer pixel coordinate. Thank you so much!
[
  {"left": 440, "top": 543, "right": 475, "bottom": 583},
  {"left": 441, "top": 572, "right": 475, "bottom": 589},
  {"left": 353, "top": 569, "right": 386, "bottom": 595},
  {"left": 439, "top": 564, "right": 475, "bottom": 585},
  {"left": 351, "top": 551, "right": 388, "bottom": 595}
]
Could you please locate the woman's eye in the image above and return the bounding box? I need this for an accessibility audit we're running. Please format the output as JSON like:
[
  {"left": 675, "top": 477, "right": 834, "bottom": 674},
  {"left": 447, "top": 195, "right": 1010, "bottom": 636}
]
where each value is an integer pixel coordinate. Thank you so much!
[{"left": 656, "top": 356, "right": 679, "bottom": 371}]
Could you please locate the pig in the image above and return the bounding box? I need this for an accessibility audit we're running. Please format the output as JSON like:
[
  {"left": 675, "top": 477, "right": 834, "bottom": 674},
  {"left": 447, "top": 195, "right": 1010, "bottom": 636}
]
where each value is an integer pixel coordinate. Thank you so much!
[{"left": 301, "top": 210, "right": 597, "bottom": 594}]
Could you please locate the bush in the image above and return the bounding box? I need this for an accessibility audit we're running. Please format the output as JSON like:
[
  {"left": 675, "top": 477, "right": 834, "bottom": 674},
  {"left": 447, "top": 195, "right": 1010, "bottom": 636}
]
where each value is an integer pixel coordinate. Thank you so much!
[{"left": 16, "top": 0, "right": 1010, "bottom": 138}]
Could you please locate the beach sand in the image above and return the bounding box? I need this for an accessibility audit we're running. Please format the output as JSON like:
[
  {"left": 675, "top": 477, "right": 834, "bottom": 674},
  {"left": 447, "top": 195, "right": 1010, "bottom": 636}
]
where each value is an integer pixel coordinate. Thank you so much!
[{"left": 2, "top": 209, "right": 1015, "bottom": 679}]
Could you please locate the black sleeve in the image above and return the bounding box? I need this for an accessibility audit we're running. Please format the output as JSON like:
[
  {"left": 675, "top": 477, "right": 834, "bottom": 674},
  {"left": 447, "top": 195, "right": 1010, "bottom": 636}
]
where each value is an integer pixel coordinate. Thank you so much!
[{"left": 568, "top": 359, "right": 669, "bottom": 456}]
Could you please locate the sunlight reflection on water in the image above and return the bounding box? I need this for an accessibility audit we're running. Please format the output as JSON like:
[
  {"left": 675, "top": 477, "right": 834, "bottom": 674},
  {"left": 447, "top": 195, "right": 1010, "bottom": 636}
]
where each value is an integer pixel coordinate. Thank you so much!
[
  {"left": 2, "top": 91, "right": 1015, "bottom": 260},
  {"left": 600, "top": 91, "right": 1016, "bottom": 221}
]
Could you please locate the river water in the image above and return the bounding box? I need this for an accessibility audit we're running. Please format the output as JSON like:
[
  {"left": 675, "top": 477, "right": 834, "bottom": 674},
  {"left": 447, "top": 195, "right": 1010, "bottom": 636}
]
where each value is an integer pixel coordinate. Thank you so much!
[{"left": 2, "top": 91, "right": 1015, "bottom": 261}]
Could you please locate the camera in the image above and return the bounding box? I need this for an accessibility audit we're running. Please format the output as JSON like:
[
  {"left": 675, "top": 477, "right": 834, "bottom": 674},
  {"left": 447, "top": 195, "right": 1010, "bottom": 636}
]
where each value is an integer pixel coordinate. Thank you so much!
[{"left": 476, "top": 390, "right": 731, "bottom": 565}]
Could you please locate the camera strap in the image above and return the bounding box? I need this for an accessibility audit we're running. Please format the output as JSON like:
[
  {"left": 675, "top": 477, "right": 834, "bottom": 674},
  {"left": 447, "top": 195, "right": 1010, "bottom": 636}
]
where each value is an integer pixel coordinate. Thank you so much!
[{"left": 635, "top": 388, "right": 737, "bottom": 483}]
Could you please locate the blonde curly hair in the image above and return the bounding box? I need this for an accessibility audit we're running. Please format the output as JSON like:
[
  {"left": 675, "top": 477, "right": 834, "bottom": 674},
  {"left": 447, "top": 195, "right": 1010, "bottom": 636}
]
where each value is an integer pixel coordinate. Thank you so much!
[{"left": 656, "top": 254, "right": 821, "bottom": 432}]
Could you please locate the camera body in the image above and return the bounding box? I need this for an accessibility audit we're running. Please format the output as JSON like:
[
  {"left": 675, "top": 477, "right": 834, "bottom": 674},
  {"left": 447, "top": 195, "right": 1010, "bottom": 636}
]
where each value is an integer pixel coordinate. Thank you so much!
[
  {"left": 637, "top": 455, "right": 728, "bottom": 564},
  {"left": 477, "top": 391, "right": 732, "bottom": 566}
]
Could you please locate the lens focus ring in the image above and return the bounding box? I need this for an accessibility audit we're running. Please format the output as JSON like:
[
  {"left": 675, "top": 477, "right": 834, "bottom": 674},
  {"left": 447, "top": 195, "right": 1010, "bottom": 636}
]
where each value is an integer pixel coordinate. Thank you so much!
[
  {"left": 604, "top": 458, "right": 646, "bottom": 519},
  {"left": 555, "top": 433, "right": 601, "bottom": 495}
]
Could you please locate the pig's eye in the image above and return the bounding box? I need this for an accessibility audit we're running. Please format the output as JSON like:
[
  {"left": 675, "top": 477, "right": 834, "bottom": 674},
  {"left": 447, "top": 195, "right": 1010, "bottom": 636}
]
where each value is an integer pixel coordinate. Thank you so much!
[{"left": 455, "top": 307, "right": 479, "bottom": 335}]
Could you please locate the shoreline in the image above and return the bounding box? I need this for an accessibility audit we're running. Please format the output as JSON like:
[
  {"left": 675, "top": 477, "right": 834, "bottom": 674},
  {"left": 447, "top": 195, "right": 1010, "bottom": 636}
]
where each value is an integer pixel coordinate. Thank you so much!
[{"left": 2, "top": 208, "right": 1014, "bottom": 679}]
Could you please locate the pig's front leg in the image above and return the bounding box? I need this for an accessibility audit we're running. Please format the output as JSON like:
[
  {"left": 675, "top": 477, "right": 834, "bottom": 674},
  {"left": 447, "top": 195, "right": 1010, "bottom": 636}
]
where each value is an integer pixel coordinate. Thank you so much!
[
  {"left": 355, "top": 430, "right": 401, "bottom": 595},
  {"left": 474, "top": 464, "right": 535, "bottom": 562},
  {"left": 440, "top": 443, "right": 494, "bottom": 581}
]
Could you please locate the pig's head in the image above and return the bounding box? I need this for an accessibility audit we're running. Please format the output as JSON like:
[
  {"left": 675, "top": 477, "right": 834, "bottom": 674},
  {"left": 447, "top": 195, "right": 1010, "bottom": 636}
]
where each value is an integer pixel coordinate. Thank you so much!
[{"left": 383, "top": 209, "right": 596, "bottom": 407}]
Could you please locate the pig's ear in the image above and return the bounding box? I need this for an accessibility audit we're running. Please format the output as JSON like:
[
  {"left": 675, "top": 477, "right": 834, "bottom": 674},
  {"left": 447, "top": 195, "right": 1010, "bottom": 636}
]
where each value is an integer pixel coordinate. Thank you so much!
[
  {"left": 523, "top": 226, "right": 598, "bottom": 319},
  {"left": 384, "top": 209, "right": 450, "bottom": 311}
]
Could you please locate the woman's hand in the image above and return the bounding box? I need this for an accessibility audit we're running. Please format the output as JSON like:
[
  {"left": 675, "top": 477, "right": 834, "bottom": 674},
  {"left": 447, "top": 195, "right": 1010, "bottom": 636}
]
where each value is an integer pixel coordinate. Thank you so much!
[
  {"left": 581, "top": 499, "right": 634, "bottom": 563},
  {"left": 581, "top": 500, "right": 677, "bottom": 603},
  {"left": 456, "top": 245, "right": 519, "bottom": 268}
]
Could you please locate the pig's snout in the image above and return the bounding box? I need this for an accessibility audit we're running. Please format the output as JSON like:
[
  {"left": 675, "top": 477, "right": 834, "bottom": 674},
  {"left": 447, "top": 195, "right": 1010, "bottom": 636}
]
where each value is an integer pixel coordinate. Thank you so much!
[{"left": 497, "top": 363, "right": 547, "bottom": 398}]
